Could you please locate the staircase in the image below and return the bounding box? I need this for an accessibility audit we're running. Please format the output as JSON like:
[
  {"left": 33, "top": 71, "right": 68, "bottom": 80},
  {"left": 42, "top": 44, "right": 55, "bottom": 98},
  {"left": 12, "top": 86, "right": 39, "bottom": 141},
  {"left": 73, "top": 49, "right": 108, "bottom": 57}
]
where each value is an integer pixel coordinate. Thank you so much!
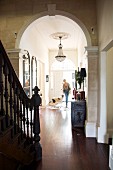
[{"left": 0, "top": 41, "right": 42, "bottom": 169}]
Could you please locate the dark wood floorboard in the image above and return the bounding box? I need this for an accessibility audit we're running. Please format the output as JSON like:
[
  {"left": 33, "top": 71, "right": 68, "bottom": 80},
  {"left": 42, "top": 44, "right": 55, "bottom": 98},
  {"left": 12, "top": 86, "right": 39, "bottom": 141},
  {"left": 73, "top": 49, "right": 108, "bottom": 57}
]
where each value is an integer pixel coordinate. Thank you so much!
[{"left": 35, "top": 102, "right": 110, "bottom": 170}]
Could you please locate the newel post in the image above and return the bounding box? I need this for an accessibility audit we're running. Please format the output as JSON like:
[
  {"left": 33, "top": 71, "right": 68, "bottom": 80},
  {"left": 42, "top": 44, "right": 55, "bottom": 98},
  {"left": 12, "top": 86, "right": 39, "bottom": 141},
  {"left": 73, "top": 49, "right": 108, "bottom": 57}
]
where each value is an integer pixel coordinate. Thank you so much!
[{"left": 31, "top": 86, "right": 42, "bottom": 161}]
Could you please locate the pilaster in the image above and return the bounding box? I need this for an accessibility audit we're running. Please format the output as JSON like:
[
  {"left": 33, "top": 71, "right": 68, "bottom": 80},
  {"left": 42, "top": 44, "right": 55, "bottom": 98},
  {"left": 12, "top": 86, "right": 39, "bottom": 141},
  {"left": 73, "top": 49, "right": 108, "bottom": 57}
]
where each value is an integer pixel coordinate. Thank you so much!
[
  {"left": 85, "top": 46, "right": 98, "bottom": 137},
  {"left": 6, "top": 49, "right": 20, "bottom": 77}
]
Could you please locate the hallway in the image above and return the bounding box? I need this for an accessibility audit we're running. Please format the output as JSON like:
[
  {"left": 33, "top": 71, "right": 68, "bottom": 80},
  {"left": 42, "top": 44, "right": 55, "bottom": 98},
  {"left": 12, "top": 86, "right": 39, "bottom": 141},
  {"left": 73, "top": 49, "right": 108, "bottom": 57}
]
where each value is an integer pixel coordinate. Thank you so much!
[{"left": 34, "top": 102, "right": 110, "bottom": 170}]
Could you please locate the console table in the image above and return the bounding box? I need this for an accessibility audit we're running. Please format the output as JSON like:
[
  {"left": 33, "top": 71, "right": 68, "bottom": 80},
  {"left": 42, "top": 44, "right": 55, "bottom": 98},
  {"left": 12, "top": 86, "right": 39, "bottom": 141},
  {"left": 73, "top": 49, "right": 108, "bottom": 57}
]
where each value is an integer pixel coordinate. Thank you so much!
[{"left": 71, "top": 100, "right": 86, "bottom": 128}]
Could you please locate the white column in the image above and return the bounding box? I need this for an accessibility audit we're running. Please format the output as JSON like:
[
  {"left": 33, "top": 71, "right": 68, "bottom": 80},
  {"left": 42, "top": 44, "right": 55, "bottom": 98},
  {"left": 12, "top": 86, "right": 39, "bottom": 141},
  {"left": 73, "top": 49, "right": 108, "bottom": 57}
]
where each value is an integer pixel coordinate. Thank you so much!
[{"left": 85, "top": 46, "right": 98, "bottom": 137}]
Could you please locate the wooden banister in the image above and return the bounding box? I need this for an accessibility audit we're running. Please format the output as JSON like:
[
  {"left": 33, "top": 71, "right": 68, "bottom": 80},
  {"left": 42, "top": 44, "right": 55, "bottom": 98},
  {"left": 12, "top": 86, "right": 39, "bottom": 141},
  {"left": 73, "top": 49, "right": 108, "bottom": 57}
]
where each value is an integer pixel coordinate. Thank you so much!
[{"left": 0, "top": 40, "right": 42, "bottom": 162}]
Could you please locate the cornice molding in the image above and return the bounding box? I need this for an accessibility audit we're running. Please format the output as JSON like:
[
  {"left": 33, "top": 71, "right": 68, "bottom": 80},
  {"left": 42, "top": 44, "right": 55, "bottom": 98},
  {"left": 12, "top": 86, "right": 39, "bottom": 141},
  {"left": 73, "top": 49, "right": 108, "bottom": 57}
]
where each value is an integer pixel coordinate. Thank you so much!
[
  {"left": 6, "top": 48, "right": 21, "bottom": 54},
  {"left": 85, "top": 46, "right": 98, "bottom": 57},
  {"left": 85, "top": 46, "right": 98, "bottom": 52}
]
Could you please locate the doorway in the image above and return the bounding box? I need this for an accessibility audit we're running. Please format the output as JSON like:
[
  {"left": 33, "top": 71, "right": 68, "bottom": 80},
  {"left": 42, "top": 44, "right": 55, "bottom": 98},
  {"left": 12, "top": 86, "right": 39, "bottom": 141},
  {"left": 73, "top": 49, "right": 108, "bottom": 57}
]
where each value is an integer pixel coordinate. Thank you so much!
[
  {"left": 18, "top": 13, "right": 88, "bottom": 106},
  {"left": 50, "top": 59, "right": 75, "bottom": 101}
]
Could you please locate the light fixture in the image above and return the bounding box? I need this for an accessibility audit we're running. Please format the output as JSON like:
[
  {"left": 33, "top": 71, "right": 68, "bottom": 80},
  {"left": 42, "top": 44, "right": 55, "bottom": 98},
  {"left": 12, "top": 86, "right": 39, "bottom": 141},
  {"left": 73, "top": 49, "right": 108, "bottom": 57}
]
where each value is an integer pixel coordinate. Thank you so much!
[
  {"left": 21, "top": 50, "right": 30, "bottom": 61},
  {"left": 50, "top": 32, "right": 70, "bottom": 62},
  {"left": 55, "top": 36, "right": 66, "bottom": 62}
]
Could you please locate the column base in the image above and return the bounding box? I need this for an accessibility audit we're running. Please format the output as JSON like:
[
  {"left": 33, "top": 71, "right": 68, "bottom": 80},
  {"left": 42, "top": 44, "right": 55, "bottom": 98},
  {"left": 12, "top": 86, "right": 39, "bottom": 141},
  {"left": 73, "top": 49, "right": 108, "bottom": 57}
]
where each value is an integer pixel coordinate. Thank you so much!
[
  {"left": 97, "top": 126, "right": 109, "bottom": 143},
  {"left": 85, "top": 121, "right": 96, "bottom": 137},
  {"left": 109, "top": 145, "right": 113, "bottom": 170}
]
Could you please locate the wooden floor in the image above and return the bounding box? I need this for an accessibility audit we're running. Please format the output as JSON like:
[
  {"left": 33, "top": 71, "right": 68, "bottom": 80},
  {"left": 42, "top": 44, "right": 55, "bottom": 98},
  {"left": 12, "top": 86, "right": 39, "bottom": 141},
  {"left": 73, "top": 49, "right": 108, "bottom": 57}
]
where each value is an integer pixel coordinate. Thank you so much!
[{"left": 34, "top": 102, "right": 110, "bottom": 170}]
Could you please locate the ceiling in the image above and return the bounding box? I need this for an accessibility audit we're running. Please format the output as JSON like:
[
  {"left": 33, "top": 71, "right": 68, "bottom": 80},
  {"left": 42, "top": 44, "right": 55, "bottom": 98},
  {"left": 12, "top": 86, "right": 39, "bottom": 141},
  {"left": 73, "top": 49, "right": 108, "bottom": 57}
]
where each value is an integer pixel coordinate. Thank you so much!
[{"left": 22, "top": 15, "right": 87, "bottom": 50}]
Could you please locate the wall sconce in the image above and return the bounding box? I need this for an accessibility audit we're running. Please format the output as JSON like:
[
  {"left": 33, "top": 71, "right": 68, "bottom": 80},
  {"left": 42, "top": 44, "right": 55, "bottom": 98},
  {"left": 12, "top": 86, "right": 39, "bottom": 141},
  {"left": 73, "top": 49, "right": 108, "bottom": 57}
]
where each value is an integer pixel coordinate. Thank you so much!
[
  {"left": 91, "top": 27, "right": 95, "bottom": 34},
  {"left": 46, "top": 75, "right": 49, "bottom": 82},
  {"left": 14, "top": 32, "right": 17, "bottom": 39}
]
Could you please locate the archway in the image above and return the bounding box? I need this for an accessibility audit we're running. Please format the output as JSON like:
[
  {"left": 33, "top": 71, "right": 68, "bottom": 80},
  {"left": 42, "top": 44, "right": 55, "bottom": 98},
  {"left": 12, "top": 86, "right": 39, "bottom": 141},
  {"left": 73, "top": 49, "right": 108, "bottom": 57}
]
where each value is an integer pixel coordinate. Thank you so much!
[
  {"left": 15, "top": 9, "right": 91, "bottom": 48},
  {"left": 14, "top": 7, "right": 100, "bottom": 141},
  {"left": 16, "top": 8, "right": 91, "bottom": 104}
]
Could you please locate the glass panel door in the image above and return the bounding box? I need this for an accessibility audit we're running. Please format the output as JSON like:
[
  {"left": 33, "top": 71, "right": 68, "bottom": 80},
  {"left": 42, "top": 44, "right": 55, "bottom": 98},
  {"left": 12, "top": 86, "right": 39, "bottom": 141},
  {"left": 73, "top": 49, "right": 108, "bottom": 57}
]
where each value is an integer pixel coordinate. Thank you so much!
[
  {"left": 31, "top": 56, "right": 37, "bottom": 94},
  {"left": 23, "top": 53, "right": 30, "bottom": 96}
]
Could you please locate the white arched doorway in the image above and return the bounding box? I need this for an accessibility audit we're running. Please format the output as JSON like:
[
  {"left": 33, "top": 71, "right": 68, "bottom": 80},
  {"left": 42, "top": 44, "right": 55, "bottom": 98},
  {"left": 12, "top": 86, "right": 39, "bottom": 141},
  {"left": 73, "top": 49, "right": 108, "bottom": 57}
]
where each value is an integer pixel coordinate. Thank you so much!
[
  {"left": 17, "top": 9, "right": 89, "bottom": 106},
  {"left": 15, "top": 5, "right": 98, "bottom": 137}
]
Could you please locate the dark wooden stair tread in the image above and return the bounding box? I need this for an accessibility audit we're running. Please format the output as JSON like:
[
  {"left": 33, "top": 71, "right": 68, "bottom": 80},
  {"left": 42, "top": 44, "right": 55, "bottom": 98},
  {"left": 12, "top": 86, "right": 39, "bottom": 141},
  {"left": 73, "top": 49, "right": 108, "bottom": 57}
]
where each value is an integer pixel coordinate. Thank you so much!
[
  {"left": 0, "top": 143, "right": 34, "bottom": 165},
  {"left": 0, "top": 125, "right": 14, "bottom": 136},
  {"left": 0, "top": 151, "right": 20, "bottom": 170},
  {"left": 0, "top": 115, "right": 5, "bottom": 121}
]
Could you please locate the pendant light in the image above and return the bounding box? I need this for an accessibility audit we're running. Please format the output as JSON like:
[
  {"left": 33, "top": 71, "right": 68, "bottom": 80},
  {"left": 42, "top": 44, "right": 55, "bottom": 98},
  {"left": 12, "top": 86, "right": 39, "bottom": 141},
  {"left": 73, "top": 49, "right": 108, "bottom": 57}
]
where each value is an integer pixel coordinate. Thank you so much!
[{"left": 55, "top": 36, "right": 66, "bottom": 62}]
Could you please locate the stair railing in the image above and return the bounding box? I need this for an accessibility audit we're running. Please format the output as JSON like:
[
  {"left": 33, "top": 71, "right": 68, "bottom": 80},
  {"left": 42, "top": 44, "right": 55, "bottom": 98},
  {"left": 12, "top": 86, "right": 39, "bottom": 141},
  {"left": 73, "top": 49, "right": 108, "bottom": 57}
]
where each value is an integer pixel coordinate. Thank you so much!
[{"left": 0, "top": 40, "right": 42, "bottom": 161}]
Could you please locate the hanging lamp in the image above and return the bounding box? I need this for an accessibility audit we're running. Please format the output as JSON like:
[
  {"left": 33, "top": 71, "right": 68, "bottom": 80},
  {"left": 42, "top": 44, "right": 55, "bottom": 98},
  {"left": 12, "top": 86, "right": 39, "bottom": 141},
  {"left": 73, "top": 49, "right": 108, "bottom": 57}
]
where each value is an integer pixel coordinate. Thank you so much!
[{"left": 55, "top": 36, "right": 66, "bottom": 62}]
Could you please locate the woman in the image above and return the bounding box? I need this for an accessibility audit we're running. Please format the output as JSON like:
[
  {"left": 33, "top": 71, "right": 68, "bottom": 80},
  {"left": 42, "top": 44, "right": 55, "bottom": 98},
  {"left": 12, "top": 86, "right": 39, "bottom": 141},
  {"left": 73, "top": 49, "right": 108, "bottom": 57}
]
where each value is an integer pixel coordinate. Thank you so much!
[{"left": 63, "top": 79, "right": 71, "bottom": 108}]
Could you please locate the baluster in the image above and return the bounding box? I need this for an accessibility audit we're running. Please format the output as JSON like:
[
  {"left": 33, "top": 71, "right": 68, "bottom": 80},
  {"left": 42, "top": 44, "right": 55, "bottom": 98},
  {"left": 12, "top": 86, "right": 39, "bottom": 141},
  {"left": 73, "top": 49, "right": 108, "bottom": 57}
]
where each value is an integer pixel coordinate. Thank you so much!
[
  {"left": 0, "top": 55, "right": 5, "bottom": 132},
  {"left": 8, "top": 73, "right": 13, "bottom": 126},
  {"left": 13, "top": 83, "right": 17, "bottom": 134},
  {"left": 8, "top": 73, "right": 14, "bottom": 138},
  {"left": 30, "top": 106, "right": 33, "bottom": 143},
  {"left": 22, "top": 102, "right": 26, "bottom": 138},
  {"left": 3, "top": 64, "right": 9, "bottom": 127},
  {"left": 26, "top": 104, "right": 29, "bottom": 139},
  {"left": 19, "top": 97, "right": 23, "bottom": 140},
  {"left": 16, "top": 88, "right": 20, "bottom": 133},
  {"left": 0, "top": 56, "right": 4, "bottom": 116}
]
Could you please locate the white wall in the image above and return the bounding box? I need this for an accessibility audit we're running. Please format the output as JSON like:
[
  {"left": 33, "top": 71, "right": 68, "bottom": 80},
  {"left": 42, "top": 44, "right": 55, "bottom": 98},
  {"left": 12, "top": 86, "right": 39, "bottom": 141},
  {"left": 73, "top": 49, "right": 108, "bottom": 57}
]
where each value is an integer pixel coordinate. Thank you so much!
[
  {"left": 19, "top": 26, "right": 49, "bottom": 106},
  {"left": 77, "top": 31, "right": 87, "bottom": 68},
  {"left": 96, "top": 0, "right": 113, "bottom": 142},
  {"left": 97, "top": 0, "right": 113, "bottom": 51}
]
